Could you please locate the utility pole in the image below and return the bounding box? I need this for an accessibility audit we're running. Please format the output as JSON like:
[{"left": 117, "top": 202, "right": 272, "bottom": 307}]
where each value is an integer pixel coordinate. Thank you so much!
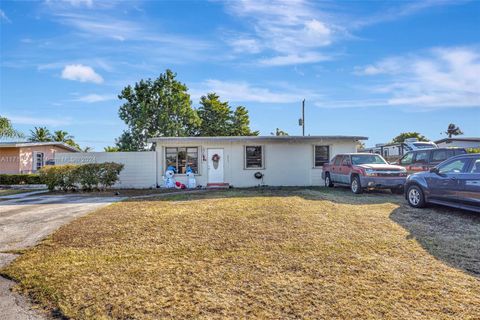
[{"left": 298, "top": 99, "right": 305, "bottom": 136}]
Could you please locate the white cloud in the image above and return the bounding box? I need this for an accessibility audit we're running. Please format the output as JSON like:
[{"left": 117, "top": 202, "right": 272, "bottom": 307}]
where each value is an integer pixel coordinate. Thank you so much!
[
  {"left": 259, "top": 52, "right": 331, "bottom": 66},
  {"left": 61, "top": 64, "right": 104, "bottom": 83},
  {"left": 74, "top": 94, "right": 115, "bottom": 103},
  {"left": 191, "top": 79, "right": 318, "bottom": 104},
  {"left": 224, "top": 0, "right": 335, "bottom": 65},
  {"left": 0, "top": 9, "right": 11, "bottom": 23},
  {"left": 355, "top": 47, "right": 480, "bottom": 108}
]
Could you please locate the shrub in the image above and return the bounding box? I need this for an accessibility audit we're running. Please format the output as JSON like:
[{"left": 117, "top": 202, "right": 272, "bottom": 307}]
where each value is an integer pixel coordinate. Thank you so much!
[
  {"left": 38, "top": 162, "right": 124, "bottom": 191},
  {"left": 0, "top": 174, "right": 43, "bottom": 185},
  {"left": 467, "top": 148, "right": 480, "bottom": 154}
]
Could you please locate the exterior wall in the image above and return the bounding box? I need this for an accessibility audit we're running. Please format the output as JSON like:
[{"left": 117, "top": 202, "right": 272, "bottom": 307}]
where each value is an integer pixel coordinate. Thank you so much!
[
  {"left": 0, "top": 148, "right": 20, "bottom": 174},
  {"left": 437, "top": 140, "right": 480, "bottom": 149},
  {"left": 19, "top": 145, "right": 74, "bottom": 174},
  {"left": 55, "top": 152, "right": 157, "bottom": 188},
  {"left": 156, "top": 139, "right": 358, "bottom": 187}
]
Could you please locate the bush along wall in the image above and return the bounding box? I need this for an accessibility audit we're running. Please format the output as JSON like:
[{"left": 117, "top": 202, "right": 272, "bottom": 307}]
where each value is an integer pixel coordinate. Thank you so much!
[
  {"left": 39, "top": 162, "right": 124, "bottom": 191},
  {"left": 0, "top": 174, "right": 43, "bottom": 185}
]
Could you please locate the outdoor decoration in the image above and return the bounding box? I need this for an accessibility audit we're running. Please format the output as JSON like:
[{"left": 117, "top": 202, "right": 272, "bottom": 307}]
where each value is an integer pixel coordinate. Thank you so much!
[
  {"left": 175, "top": 181, "right": 186, "bottom": 189},
  {"left": 186, "top": 167, "right": 197, "bottom": 189},
  {"left": 212, "top": 153, "right": 220, "bottom": 169},
  {"left": 163, "top": 166, "right": 176, "bottom": 188}
]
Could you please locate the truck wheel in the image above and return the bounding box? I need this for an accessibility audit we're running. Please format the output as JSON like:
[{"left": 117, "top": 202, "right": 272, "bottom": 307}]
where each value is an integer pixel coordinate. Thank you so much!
[
  {"left": 407, "top": 185, "right": 426, "bottom": 208},
  {"left": 391, "top": 187, "right": 404, "bottom": 195},
  {"left": 325, "top": 173, "right": 334, "bottom": 187},
  {"left": 351, "top": 176, "right": 362, "bottom": 194}
]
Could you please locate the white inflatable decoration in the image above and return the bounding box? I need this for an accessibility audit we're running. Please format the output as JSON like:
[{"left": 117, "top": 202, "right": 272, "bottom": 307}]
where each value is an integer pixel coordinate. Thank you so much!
[
  {"left": 163, "top": 166, "right": 176, "bottom": 188},
  {"left": 186, "top": 167, "right": 196, "bottom": 189}
]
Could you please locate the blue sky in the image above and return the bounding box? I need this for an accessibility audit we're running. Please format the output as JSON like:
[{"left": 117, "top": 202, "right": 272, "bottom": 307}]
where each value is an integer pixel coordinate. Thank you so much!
[{"left": 1, "top": 0, "right": 479, "bottom": 150}]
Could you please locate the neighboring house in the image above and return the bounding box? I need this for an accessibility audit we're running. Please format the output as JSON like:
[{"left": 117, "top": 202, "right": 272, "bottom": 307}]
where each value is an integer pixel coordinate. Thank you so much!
[
  {"left": 56, "top": 136, "right": 367, "bottom": 188},
  {"left": 148, "top": 136, "right": 367, "bottom": 188},
  {"left": 0, "top": 142, "right": 78, "bottom": 174},
  {"left": 435, "top": 137, "right": 480, "bottom": 149}
]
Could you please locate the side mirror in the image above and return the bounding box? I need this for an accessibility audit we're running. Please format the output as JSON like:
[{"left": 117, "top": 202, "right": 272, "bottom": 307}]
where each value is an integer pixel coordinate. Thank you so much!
[{"left": 430, "top": 167, "right": 439, "bottom": 174}]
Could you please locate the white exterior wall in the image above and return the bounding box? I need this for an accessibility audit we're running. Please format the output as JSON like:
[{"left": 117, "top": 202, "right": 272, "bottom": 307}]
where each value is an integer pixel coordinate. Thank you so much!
[
  {"left": 156, "top": 139, "right": 358, "bottom": 187},
  {"left": 55, "top": 152, "right": 157, "bottom": 188}
]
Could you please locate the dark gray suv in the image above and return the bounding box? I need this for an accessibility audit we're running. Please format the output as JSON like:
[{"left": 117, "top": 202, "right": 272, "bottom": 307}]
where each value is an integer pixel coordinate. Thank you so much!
[{"left": 405, "top": 153, "right": 480, "bottom": 212}]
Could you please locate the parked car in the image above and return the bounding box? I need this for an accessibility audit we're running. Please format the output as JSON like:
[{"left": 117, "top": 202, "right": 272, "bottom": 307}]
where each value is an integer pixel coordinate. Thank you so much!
[
  {"left": 405, "top": 153, "right": 480, "bottom": 213},
  {"left": 322, "top": 153, "right": 407, "bottom": 194},
  {"left": 396, "top": 148, "right": 466, "bottom": 173}
]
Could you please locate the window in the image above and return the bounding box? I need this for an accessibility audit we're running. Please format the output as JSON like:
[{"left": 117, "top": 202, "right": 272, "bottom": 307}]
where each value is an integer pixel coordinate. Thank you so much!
[
  {"left": 341, "top": 156, "right": 351, "bottom": 166},
  {"left": 351, "top": 154, "right": 387, "bottom": 165},
  {"left": 414, "top": 151, "right": 430, "bottom": 164},
  {"left": 165, "top": 147, "right": 198, "bottom": 174},
  {"left": 400, "top": 152, "right": 414, "bottom": 165},
  {"left": 314, "top": 146, "right": 330, "bottom": 167},
  {"left": 432, "top": 149, "right": 453, "bottom": 162},
  {"left": 35, "top": 152, "right": 44, "bottom": 171},
  {"left": 470, "top": 159, "right": 480, "bottom": 173},
  {"left": 333, "top": 155, "right": 343, "bottom": 166},
  {"left": 438, "top": 158, "right": 469, "bottom": 174},
  {"left": 245, "top": 146, "right": 263, "bottom": 168},
  {"left": 383, "top": 149, "right": 389, "bottom": 157}
]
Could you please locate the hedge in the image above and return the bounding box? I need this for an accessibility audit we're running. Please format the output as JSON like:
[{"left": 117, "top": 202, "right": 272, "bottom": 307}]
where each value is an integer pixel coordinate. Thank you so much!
[
  {"left": 39, "top": 162, "right": 124, "bottom": 191},
  {"left": 0, "top": 174, "right": 43, "bottom": 185}
]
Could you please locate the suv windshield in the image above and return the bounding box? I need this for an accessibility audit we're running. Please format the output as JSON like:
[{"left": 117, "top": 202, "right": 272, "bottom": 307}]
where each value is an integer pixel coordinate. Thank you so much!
[{"left": 351, "top": 154, "right": 387, "bottom": 165}]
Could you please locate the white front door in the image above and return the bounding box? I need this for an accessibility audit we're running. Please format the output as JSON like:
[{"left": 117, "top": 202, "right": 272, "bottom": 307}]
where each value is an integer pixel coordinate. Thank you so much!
[{"left": 207, "top": 148, "right": 224, "bottom": 184}]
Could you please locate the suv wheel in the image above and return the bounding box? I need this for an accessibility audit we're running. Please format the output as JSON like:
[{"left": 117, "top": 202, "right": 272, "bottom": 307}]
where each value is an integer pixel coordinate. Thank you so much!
[
  {"left": 351, "top": 176, "right": 362, "bottom": 194},
  {"left": 407, "top": 185, "right": 426, "bottom": 208},
  {"left": 325, "top": 173, "right": 334, "bottom": 187}
]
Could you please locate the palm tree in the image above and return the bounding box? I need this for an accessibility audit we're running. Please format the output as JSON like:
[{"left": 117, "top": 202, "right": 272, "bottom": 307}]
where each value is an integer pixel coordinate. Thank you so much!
[
  {"left": 0, "top": 116, "right": 24, "bottom": 139},
  {"left": 82, "top": 146, "right": 93, "bottom": 152},
  {"left": 52, "top": 130, "right": 79, "bottom": 148},
  {"left": 28, "top": 127, "right": 52, "bottom": 142},
  {"left": 445, "top": 123, "right": 463, "bottom": 138}
]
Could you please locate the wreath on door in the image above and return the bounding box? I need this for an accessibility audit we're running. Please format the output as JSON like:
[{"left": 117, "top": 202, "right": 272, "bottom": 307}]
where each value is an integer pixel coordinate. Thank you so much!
[{"left": 212, "top": 153, "right": 220, "bottom": 169}]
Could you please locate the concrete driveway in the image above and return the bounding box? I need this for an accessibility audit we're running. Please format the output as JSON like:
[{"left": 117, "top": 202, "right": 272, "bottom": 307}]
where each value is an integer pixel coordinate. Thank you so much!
[{"left": 0, "top": 193, "right": 123, "bottom": 320}]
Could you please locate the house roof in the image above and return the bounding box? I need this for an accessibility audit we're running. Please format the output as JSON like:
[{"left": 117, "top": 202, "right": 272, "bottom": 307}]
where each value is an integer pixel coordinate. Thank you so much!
[
  {"left": 435, "top": 137, "right": 480, "bottom": 144},
  {"left": 0, "top": 141, "right": 79, "bottom": 152},
  {"left": 148, "top": 135, "right": 368, "bottom": 144}
]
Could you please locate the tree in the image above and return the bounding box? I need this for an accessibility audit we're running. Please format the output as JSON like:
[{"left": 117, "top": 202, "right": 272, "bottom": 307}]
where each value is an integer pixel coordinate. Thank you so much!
[
  {"left": 52, "top": 130, "right": 79, "bottom": 149},
  {"left": 231, "top": 106, "right": 258, "bottom": 136},
  {"left": 197, "top": 94, "right": 257, "bottom": 136},
  {"left": 0, "top": 116, "right": 23, "bottom": 139},
  {"left": 271, "top": 128, "right": 288, "bottom": 136},
  {"left": 28, "top": 127, "right": 52, "bottom": 142},
  {"left": 445, "top": 123, "right": 463, "bottom": 138},
  {"left": 104, "top": 146, "right": 120, "bottom": 152},
  {"left": 391, "top": 132, "right": 429, "bottom": 144},
  {"left": 197, "top": 93, "right": 234, "bottom": 136},
  {"left": 82, "top": 146, "right": 93, "bottom": 152},
  {"left": 117, "top": 69, "right": 200, "bottom": 151}
]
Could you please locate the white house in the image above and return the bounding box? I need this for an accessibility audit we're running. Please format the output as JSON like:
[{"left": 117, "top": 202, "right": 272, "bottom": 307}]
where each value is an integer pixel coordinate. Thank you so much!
[
  {"left": 149, "top": 136, "right": 367, "bottom": 188},
  {"left": 435, "top": 137, "right": 480, "bottom": 149},
  {"left": 55, "top": 135, "right": 367, "bottom": 188}
]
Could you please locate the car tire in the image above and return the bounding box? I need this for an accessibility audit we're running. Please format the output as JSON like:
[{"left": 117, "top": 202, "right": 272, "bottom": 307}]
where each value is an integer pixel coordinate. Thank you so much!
[
  {"left": 406, "top": 185, "right": 426, "bottom": 208},
  {"left": 325, "top": 173, "right": 334, "bottom": 187},
  {"left": 351, "top": 175, "right": 362, "bottom": 194},
  {"left": 391, "top": 187, "right": 404, "bottom": 195}
]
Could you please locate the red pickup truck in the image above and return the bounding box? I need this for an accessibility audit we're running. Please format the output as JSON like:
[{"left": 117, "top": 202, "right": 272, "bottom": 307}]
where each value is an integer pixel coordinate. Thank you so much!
[{"left": 322, "top": 153, "right": 407, "bottom": 194}]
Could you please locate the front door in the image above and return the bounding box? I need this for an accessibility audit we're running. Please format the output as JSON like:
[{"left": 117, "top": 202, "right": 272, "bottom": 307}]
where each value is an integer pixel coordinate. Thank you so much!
[{"left": 207, "top": 148, "right": 224, "bottom": 184}]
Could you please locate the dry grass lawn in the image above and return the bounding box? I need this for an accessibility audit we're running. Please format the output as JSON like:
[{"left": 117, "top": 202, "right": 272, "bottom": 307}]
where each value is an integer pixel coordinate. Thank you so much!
[{"left": 2, "top": 188, "right": 479, "bottom": 319}]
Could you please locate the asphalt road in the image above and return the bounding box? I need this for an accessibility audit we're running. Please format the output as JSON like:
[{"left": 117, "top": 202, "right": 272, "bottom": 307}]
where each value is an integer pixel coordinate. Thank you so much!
[{"left": 0, "top": 193, "right": 122, "bottom": 320}]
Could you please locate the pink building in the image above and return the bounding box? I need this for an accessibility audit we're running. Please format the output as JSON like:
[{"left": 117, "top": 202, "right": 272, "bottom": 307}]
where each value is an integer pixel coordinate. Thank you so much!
[{"left": 0, "top": 142, "right": 78, "bottom": 174}]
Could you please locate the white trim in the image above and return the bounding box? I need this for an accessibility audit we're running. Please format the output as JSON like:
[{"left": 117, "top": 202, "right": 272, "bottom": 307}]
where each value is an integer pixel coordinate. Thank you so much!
[
  {"left": 244, "top": 145, "right": 265, "bottom": 170},
  {"left": 313, "top": 145, "right": 330, "bottom": 168}
]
